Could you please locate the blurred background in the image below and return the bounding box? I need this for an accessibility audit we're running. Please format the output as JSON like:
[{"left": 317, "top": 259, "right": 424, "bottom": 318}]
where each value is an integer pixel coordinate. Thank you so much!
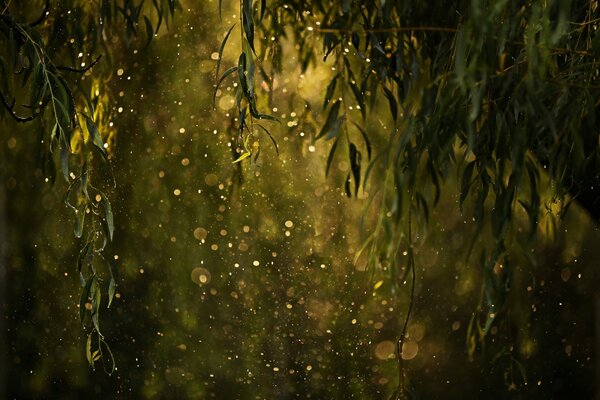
[{"left": 1, "top": 3, "right": 599, "bottom": 399}]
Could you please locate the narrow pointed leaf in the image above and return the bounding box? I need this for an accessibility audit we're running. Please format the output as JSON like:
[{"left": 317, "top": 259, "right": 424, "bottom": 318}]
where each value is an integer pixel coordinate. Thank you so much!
[
  {"left": 83, "top": 114, "right": 108, "bottom": 162},
  {"left": 79, "top": 275, "right": 95, "bottom": 324},
  {"left": 325, "top": 138, "right": 339, "bottom": 177},
  {"left": 351, "top": 121, "right": 371, "bottom": 160},
  {"left": 213, "top": 66, "right": 238, "bottom": 107},
  {"left": 144, "top": 16, "right": 153, "bottom": 47},
  {"left": 316, "top": 100, "right": 341, "bottom": 140},
  {"left": 242, "top": 0, "right": 255, "bottom": 53},
  {"left": 233, "top": 152, "right": 251, "bottom": 163},
  {"left": 86, "top": 332, "right": 94, "bottom": 368},
  {"left": 255, "top": 123, "right": 278, "bottom": 155},
  {"left": 260, "top": 0, "right": 267, "bottom": 21},
  {"left": 216, "top": 24, "right": 236, "bottom": 84}
]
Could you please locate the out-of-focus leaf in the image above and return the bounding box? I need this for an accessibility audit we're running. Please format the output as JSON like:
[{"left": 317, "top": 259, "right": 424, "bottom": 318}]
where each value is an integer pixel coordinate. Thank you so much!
[
  {"left": 233, "top": 151, "right": 251, "bottom": 163},
  {"left": 383, "top": 86, "right": 398, "bottom": 122},
  {"left": 255, "top": 123, "right": 278, "bottom": 155},
  {"left": 345, "top": 172, "right": 352, "bottom": 197},
  {"left": 260, "top": 0, "right": 267, "bottom": 22},
  {"left": 60, "top": 144, "right": 69, "bottom": 182},
  {"left": 316, "top": 100, "right": 341, "bottom": 140},
  {"left": 144, "top": 16, "right": 153, "bottom": 47},
  {"left": 460, "top": 161, "right": 476, "bottom": 210},
  {"left": 351, "top": 121, "right": 371, "bottom": 160}
]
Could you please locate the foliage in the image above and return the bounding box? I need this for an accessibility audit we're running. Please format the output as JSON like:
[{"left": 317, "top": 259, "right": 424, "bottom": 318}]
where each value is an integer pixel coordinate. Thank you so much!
[
  {"left": 0, "top": 0, "right": 178, "bottom": 373},
  {"left": 2, "top": 0, "right": 600, "bottom": 397},
  {"left": 217, "top": 0, "right": 600, "bottom": 395}
]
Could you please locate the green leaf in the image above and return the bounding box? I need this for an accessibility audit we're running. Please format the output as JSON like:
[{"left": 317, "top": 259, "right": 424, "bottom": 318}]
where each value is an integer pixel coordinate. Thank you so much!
[
  {"left": 74, "top": 204, "right": 86, "bottom": 238},
  {"left": 460, "top": 161, "right": 476, "bottom": 210},
  {"left": 315, "top": 100, "right": 341, "bottom": 140},
  {"left": 213, "top": 66, "right": 238, "bottom": 107},
  {"left": 77, "top": 242, "right": 93, "bottom": 285},
  {"left": 260, "top": 0, "right": 267, "bottom": 22},
  {"left": 349, "top": 80, "right": 366, "bottom": 120},
  {"left": 91, "top": 279, "right": 102, "bottom": 334},
  {"left": 216, "top": 24, "right": 236, "bottom": 85},
  {"left": 237, "top": 52, "right": 249, "bottom": 98},
  {"left": 344, "top": 172, "right": 352, "bottom": 197},
  {"left": 233, "top": 151, "right": 251, "bottom": 163},
  {"left": 144, "top": 16, "right": 154, "bottom": 47},
  {"left": 325, "top": 137, "right": 339, "bottom": 177},
  {"left": 351, "top": 121, "right": 371, "bottom": 160},
  {"left": 255, "top": 123, "right": 278, "bottom": 155},
  {"left": 323, "top": 74, "right": 338, "bottom": 109},
  {"left": 108, "top": 277, "right": 116, "bottom": 308},
  {"left": 349, "top": 143, "right": 362, "bottom": 196},
  {"left": 86, "top": 331, "right": 94, "bottom": 368},
  {"left": 99, "top": 191, "right": 114, "bottom": 241},
  {"left": 81, "top": 162, "right": 89, "bottom": 200},
  {"left": 80, "top": 275, "right": 95, "bottom": 325},
  {"left": 242, "top": 0, "right": 255, "bottom": 53},
  {"left": 99, "top": 338, "right": 116, "bottom": 375},
  {"left": 243, "top": 39, "right": 255, "bottom": 96},
  {"left": 104, "top": 254, "right": 117, "bottom": 308},
  {"left": 383, "top": 86, "right": 398, "bottom": 122},
  {"left": 60, "top": 141, "right": 69, "bottom": 182},
  {"left": 83, "top": 114, "right": 108, "bottom": 162}
]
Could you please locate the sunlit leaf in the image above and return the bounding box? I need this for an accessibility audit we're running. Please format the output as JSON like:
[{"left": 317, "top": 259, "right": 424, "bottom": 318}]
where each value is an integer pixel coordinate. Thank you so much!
[{"left": 233, "top": 151, "right": 251, "bottom": 163}]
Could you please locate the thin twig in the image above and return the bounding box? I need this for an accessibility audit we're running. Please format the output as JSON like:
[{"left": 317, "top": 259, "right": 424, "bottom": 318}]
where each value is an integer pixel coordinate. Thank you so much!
[
  {"left": 396, "top": 203, "right": 416, "bottom": 399},
  {"left": 314, "top": 26, "right": 459, "bottom": 34},
  {"left": 0, "top": 93, "right": 37, "bottom": 122},
  {"left": 56, "top": 55, "right": 102, "bottom": 73}
]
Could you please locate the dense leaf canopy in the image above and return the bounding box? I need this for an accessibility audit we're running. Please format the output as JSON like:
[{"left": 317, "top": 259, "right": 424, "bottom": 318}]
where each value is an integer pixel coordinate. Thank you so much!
[{"left": 1, "top": 0, "right": 599, "bottom": 398}]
